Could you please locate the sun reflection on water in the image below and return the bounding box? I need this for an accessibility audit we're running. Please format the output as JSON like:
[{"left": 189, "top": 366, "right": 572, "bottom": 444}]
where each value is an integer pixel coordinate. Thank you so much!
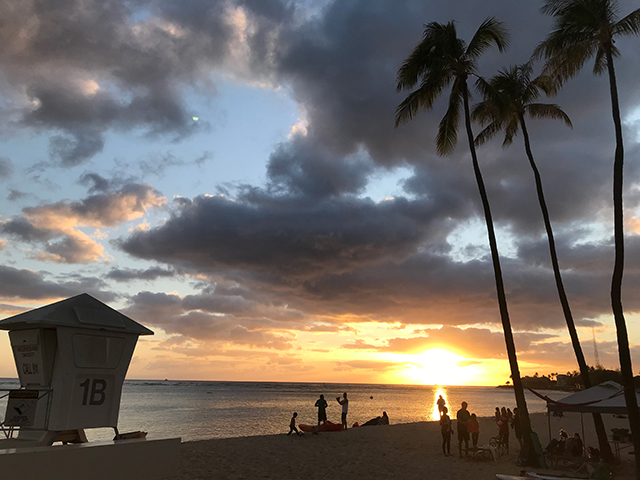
[{"left": 431, "top": 387, "right": 449, "bottom": 421}]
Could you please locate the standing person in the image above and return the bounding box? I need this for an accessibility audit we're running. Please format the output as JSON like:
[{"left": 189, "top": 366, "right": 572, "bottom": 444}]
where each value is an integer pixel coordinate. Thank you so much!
[
  {"left": 336, "top": 392, "right": 349, "bottom": 430},
  {"left": 440, "top": 406, "right": 453, "bottom": 456},
  {"left": 467, "top": 413, "right": 480, "bottom": 449},
  {"left": 511, "top": 407, "right": 524, "bottom": 451},
  {"left": 456, "top": 401, "right": 471, "bottom": 457},
  {"left": 494, "top": 407, "right": 501, "bottom": 423},
  {"left": 437, "top": 395, "right": 446, "bottom": 417},
  {"left": 499, "top": 408, "right": 510, "bottom": 453},
  {"left": 287, "top": 412, "right": 302, "bottom": 436},
  {"left": 315, "top": 394, "right": 328, "bottom": 425}
]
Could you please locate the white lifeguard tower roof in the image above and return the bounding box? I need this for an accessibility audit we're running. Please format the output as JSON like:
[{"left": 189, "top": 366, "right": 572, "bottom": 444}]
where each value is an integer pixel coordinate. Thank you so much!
[{"left": 0, "top": 293, "right": 153, "bottom": 336}]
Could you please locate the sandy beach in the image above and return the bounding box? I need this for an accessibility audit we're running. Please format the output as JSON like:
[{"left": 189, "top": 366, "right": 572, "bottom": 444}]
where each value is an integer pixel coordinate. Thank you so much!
[{"left": 177, "top": 412, "right": 636, "bottom": 480}]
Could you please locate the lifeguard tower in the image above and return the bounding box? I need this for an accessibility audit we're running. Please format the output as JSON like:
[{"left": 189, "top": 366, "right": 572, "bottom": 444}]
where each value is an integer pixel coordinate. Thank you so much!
[{"left": 0, "top": 293, "right": 180, "bottom": 480}]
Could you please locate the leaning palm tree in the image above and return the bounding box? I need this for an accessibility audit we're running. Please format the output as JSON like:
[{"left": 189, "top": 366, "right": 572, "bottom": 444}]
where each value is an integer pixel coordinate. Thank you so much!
[
  {"left": 535, "top": 1, "right": 640, "bottom": 472},
  {"left": 395, "top": 19, "right": 537, "bottom": 465},
  {"left": 472, "top": 62, "right": 614, "bottom": 464}
]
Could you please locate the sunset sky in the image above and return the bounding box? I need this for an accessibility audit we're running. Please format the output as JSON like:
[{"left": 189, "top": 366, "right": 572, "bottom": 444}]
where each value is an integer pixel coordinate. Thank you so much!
[{"left": 1, "top": 0, "right": 639, "bottom": 386}]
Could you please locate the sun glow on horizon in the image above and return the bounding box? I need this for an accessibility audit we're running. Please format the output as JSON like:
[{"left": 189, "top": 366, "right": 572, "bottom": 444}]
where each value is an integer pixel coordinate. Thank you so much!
[{"left": 404, "top": 349, "right": 481, "bottom": 386}]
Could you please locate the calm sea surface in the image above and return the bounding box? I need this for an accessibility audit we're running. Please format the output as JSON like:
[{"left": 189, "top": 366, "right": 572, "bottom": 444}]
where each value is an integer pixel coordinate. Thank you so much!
[{"left": 0, "top": 379, "right": 562, "bottom": 442}]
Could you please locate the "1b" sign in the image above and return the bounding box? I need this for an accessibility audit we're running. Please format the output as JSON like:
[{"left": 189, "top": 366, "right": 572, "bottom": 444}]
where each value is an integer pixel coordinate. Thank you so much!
[{"left": 79, "top": 378, "right": 107, "bottom": 405}]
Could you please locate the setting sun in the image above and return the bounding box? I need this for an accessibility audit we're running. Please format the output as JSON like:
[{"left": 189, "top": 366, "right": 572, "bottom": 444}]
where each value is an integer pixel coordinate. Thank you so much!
[{"left": 405, "top": 349, "right": 480, "bottom": 386}]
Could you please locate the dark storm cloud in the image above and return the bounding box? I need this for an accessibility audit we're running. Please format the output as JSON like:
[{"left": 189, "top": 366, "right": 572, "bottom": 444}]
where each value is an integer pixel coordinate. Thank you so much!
[
  {"left": 3, "top": 0, "right": 640, "bottom": 348},
  {"left": 78, "top": 172, "right": 112, "bottom": 193},
  {"left": 7, "top": 189, "right": 27, "bottom": 202},
  {"left": 266, "top": 138, "right": 375, "bottom": 199},
  {"left": 0, "top": 0, "right": 226, "bottom": 165},
  {"left": 0, "top": 265, "right": 115, "bottom": 303},
  {"left": 122, "top": 290, "right": 300, "bottom": 349},
  {"left": 0, "top": 218, "right": 57, "bottom": 243},
  {"left": 49, "top": 129, "right": 105, "bottom": 167},
  {"left": 0, "top": 157, "right": 13, "bottom": 179},
  {"left": 105, "top": 267, "right": 176, "bottom": 282},
  {"left": 118, "top": 192, "right": 449, "bottom": 281}
]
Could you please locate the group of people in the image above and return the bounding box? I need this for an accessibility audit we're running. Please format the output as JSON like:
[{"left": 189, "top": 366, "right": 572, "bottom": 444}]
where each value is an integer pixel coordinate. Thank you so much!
[
  {"left": 437, "top": 396, "right": 479, "bottom": 457},
  {"left": 288, "top": 392, "right": 389, "bottom": 435},
  {"left": 546, "top": 429, "right": 584, "bottom": 457},
  {"left": 437, "top": 396, "right": 528, "bottom": 457}
]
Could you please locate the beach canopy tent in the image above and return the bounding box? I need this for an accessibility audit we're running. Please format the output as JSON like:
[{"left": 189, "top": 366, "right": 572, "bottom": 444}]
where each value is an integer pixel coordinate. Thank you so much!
[
  {"left": 533, "top": 381, "right": 640, "bottom": 452},
  {"left": 544, "top": 381, "right": 638, "bottom": 415}
]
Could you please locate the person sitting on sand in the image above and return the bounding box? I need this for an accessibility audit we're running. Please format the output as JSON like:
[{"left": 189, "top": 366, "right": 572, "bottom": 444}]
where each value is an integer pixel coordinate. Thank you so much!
[
  {"left": 569, "top": 432, "right": 583, "bottom": 457},
  {"left": 437, "top": 395, "right": 446, "bottom": 417},
  {"left": 440, "top": 406, "right": 453, "bottom": 456},
  {"left": 315, "top": 394, "right": 328, "bottom": 425},
  {"left": 456, "top": 401, "right": 471, "bottom": 457},
  {"left": 380, "top": 411, "right": 389, "bottom": 425},
  {"left": 337, "top": 392, "right": 349, "bottom": 430},
  {"left": 287, "top": 412, "right": 302, "bottom": 436},
  {"left": 361, "top": 411, "right": 390, "bottom": 427},
  {"left": 467, "top": 413, "right": 480, "bottom": 449}
]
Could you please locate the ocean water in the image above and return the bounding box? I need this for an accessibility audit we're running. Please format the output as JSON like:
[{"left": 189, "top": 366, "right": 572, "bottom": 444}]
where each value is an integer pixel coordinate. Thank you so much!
[{"left": 0, "top": 379, "right": 559, "bottom": 442}]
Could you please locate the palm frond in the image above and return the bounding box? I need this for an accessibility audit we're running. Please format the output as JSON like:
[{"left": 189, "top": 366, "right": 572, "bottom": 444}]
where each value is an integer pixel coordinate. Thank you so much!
[
  {"left": 436, "top": 82, "right": 462, "bottom": 155},
  {"left": 474, "top": 120, "right": 503, "bottom": 146},
  {"left": 503, "top": 119, "right": 519, "bottom": 146},
  {"left": 540, "top": 0, "right": 573, "bottom": 16},
  {"left": 395, "top": 72, "right": 452, "bottom": 126},
  {"left": 466, "top": 17, "right": 510, "bottom": 59},
  {"left": 396, "top": 22, "right": 454, "bottom": 92},
  {"left": 526, "top": 103, "right": 573, "bottom": 127},
  {"left": 593, "top": 47, "right": 607, "bottom": 74},
  {"left": 612, "top": 8, "right": 640, "bottom": 36}
]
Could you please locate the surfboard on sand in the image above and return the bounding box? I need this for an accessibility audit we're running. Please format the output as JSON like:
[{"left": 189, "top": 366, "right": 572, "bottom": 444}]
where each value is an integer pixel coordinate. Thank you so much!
[{"left": 496, "top": 474, "right": 587, "bottom": 480}]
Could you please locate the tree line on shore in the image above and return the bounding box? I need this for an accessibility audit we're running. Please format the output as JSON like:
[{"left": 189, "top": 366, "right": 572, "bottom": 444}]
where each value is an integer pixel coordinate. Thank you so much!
[
  {"left": 394, "top": 0, "right": 640, "bottom": 474},
  {"left": 501, "top": 367, "right": 640, "bottom": 391}
]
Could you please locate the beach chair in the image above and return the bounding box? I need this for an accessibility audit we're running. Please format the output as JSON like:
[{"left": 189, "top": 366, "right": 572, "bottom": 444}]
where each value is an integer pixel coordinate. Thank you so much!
[
  {"left": 467, "top": 445, "right": 497, "bottom": 461},
  {"left": 489, "top": 436, "right": 508, "bottom": 457}
]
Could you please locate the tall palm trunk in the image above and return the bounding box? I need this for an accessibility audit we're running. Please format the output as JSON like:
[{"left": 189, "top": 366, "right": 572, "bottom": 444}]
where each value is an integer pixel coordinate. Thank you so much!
[
  {"left": 461, "top": 82, "right": 536, "bottom": 464},
  {"left": 605, "top": 47, "right": 640, "bottom": 476},
  {"left": 518, "top": 113, "right": 614, "bottom": 464}
]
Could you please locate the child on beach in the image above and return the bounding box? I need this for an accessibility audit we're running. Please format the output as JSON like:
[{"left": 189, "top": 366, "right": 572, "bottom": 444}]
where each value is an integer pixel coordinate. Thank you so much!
[
  {"left": 467, "top": 413, "right": 480, "bottom": 449},
  {"left": 287, "top": 412, "right": 303, "bottom": 436},
  {"left": 439, "top": 406, "right": 452, "bottom": 456}
]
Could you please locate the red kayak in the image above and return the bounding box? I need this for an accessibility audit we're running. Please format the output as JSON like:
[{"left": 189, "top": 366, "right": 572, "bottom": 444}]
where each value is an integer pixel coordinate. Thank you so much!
[{"left": 299, "top": 421, "right": 343, "bottom": 432}]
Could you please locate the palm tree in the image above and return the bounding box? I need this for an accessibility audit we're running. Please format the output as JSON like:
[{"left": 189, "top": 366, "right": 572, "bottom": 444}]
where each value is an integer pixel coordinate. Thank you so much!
[
  {"left": 472, "top": 62, "right": 614, "bottom": 464},
  {"left": 395, "top": 19, "right": 538, "bottom": 465},
  {"left": 535, "top": 1, "right": 640, "bottom": 472}
]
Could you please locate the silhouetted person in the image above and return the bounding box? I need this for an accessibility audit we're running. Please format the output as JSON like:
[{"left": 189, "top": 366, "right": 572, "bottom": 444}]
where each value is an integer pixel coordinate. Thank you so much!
[
  {"left": 437, "top": 395, "right": 446, "bottom": 417},
  {"left": 315, "top": 394, "right": 328, "bottom": 425},
  {"left": 440, "top": 406, "right": 452, "bottom": 456},
  {"left": 287, "top": 412, "right": 302, "bottom": 436},
  {"left": 511, "top": 407, "right": 523, "bottom": 451},
  {"left": 362, "top": 411, "right": 389, "bottom": 426},
  {"left": 380, "top": 411, "right": 389, "bottom": 425},
  {"left": 337, "top": 392, "right": 349, "bottom": 430},
  {"left": 457, "top": 401, "right": 471, "bottom": 457},
  {"left": 498, "top": 407, "right": 509, "bottom": 453},
  {"left": 467, "top": 413, "right": 480, "bottom": 449}
]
